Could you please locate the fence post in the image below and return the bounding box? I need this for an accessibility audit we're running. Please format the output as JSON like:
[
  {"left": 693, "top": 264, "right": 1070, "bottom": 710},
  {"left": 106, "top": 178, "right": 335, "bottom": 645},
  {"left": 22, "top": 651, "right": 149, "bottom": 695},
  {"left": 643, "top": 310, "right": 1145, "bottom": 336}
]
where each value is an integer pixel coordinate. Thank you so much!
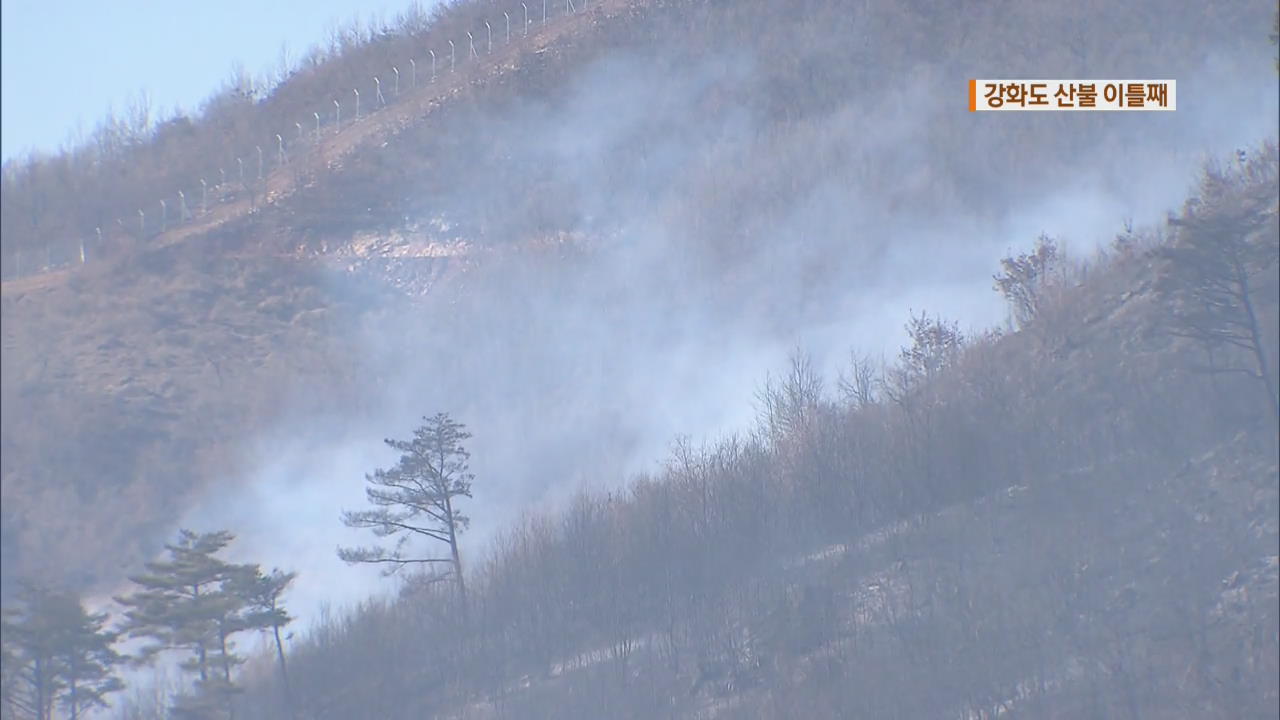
[
  {"left": 277, "top": 134, "right": 286, "bottom": 166},
  {"left": 523, "top": 3, "right": 529, "bottom": 35},
  {"left": 160, "top": 199, "right": 167, "bottom": 232},
  {"left": 393, "top": 66, "right": 400, "bottom": 96},
  {"left": 256, "top": 146, "right": 263, "bottom": 180},
  {"left": 178, "top": 190, "right": 188, "bottom": 221},
  {"left": 354, "top": 88, "right": 360, "bottom": 120},
  {"left": 296, "top": 122, "right": 304, "bottom": 144},
  {"left": 468, "top": 32, "right": 477, "bottom": 60},
  {"left": 566, "top": 0, "right": 576, "bottom": 14},
  {"left": 201, "top": 179, "right": 208, "bottom": 214},
  {"left": 449, "top": 41, "right": 455, "bottom": 72},
  {"left": 139, "top": 209, "right": 145, "bottom": 236},
  {"left": 505, "top": 12, "right": 511, "bottom": 43},
  {"left": 238, "top": 157, "right": 245, "bottom": 185},
  {"left": 543, "top": 0, "right": 547, "bottom": 24},
  {"left": 80, "top": 236, "right": 86, "bottom": 264},
  {"left": 334, "top": 100, "right": 341, "bottom": 132},
  {"left": 486, "top": 22, "right": 492, "bottom": 53},
  {"left": 375, "top": 77, "right": 385, "bottom": 106},
  {"left": 314, "top": 112, "right": 321, "bottom": 141},
  {"left": 410, "top": 58, "right": 417, "bottom": 89}
]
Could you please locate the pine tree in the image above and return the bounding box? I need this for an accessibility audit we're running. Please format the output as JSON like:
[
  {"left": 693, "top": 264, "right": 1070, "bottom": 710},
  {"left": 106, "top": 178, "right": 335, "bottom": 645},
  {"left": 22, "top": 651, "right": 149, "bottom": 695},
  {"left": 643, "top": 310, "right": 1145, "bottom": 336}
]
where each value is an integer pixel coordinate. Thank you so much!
[
  {"left": 115, "top": 531, "right": 236, "bottom": 679},
  {"left": 49, "top": 595, "right": 125, "bottom": 720},
  {"left": 0, "top": 586, "right": 124, "bottom": 720},
  {"left": 230, "top": 567, "right": 297, "bottom": 715},
  {"left": 339, "top": 412, "right": 475, "bottom": 607},
  {"left": 1160, "top": 150, "right": 1280, "bottom": 428},
  {"left": 114, "top": 530, "right": 253, "bottom": 719},
  {"left": 2, "top": 589, "right": 63, "bottom": 720}
]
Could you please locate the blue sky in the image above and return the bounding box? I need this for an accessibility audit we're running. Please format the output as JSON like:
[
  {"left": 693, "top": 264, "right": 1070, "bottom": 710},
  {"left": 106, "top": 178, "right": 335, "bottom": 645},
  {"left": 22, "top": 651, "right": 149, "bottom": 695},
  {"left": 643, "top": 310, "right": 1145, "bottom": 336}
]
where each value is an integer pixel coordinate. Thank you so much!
[{"left": 1, "top": 0, "right": 421, "bottom": 163}]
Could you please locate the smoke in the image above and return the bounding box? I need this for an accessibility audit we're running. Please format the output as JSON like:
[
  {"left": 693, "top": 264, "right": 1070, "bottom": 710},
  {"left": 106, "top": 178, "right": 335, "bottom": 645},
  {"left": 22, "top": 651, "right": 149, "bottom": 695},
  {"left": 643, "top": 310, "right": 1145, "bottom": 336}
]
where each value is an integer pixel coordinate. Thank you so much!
[{"left": 173, "top": 1, "right": 1280, "bottom": 640}]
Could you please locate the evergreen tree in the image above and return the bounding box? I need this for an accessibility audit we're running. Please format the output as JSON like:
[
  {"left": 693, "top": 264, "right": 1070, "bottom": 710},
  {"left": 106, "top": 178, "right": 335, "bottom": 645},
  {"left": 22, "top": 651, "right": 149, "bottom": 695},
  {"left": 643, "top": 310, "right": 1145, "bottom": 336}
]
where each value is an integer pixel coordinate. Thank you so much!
[
  {"left": 0, "top": 586, "right": 124, "bottom": 720},
  {"left": 115, "top": 531, "right": 236, "bottom": 680},
  {"left": 1, "top": 589, "right": 63, "bottom": 720},
  {"left": 50, "top": 595, "right": 125, "bottom": 720},
  {"left": 114, "top": 530, "right": 252, "bottom": 719},
  {"left": 230, "top": 567, "right": 297, "bottom": 715},
  {"left": 1161, "top": 151, "right": 1280, "bottom": 428},
  {"left": 339, "top": 412, "right": 475, "bottom": 607}
]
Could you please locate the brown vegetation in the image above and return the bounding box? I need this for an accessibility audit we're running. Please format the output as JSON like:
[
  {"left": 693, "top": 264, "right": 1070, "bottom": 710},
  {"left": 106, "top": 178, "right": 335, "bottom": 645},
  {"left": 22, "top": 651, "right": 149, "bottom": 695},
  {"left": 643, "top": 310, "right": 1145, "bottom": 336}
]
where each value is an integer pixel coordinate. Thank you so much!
[
  {"left": 0, "top": 0, "right": 1276, "bottom": 716},
  {"left": 216, "top": 150, "right": 1278, "bottom": 718}
]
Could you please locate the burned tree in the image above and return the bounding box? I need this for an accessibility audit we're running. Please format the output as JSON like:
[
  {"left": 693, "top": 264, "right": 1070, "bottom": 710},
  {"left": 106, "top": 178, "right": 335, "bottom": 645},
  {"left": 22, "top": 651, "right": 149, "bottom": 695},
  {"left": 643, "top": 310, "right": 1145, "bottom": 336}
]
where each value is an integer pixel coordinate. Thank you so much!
[{"left": 339, "top": 413, "right": 475, "bottom": 606}]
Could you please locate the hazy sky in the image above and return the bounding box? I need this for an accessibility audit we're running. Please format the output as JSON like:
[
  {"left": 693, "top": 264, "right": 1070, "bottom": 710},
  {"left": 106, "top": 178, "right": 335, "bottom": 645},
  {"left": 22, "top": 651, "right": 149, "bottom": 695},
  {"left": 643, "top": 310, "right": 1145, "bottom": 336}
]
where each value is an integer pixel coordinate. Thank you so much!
[{"left": 0, "top": 0, "right": 417, "bottom": 162}]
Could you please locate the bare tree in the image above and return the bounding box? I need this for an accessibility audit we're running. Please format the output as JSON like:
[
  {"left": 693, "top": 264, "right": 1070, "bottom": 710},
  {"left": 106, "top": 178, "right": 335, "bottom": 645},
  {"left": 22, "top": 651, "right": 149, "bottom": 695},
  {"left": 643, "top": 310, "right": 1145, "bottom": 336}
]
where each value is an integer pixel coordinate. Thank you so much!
[
  {"left": 755, "top": 348, "right": 824, "bottom": 443},
  {"left": 883, "top": 310, "right": 965, "bottom": 406},
  {"left": 837, "top": 350, "right": 880, "bottom": 410},
  {"left": 339, "top": 413, "right": 475, "bottom": 607},
  {"left": 993, "top": 233, "right": 1061, "bottom": 330}
]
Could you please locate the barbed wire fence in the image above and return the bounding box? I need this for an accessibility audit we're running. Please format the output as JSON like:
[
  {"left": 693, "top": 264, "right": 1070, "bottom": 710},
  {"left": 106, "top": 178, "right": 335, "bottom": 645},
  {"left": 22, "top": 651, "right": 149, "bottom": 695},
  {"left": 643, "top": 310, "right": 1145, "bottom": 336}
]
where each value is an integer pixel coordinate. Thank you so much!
[{"left": 0, "top": 0, "right": 602, "bottom": 283}]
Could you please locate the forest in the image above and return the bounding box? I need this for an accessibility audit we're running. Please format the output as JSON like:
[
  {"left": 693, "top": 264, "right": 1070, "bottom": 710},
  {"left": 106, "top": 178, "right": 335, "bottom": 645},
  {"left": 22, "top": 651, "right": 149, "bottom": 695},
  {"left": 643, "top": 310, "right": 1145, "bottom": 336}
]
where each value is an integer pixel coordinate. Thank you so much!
[{"left": 1, "top": 0, "right": 1277, "bottom": 718}]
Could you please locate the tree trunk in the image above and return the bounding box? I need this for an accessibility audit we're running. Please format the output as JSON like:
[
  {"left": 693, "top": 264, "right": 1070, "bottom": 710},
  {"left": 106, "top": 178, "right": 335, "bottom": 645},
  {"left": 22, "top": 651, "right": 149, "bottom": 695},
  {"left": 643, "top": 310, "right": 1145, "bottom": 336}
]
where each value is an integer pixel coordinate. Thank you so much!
[
  {"left": 272, "top": 622, "right": 295, "bottom": 717},
  {"left": 217, "top": 619, "right": 239, "bottom": 720},
  {"left": 1238, "top": 271, "right": 1280, "bottom": 428},
  {"left": 444, "top": 494, "right": 468, "bottom": 612},
  {"left": 221, "top": 625, "right": 232, "bottom": 684},
  {"left": 194, "top": 584, "right": 209, "bottom": 684}
]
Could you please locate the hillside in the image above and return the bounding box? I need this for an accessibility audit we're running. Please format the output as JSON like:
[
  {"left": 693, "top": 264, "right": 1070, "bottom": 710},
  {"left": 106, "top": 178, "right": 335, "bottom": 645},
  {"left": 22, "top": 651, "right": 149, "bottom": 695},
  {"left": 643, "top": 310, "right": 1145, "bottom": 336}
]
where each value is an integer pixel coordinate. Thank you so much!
[
  {"left": 0, "top": 0, "right": 1278, "bottom": 717},
  {"left": 3, "top": 0, "right": 1276, "bottom": 592},
  {"left": 228, "top": 149, "right": 1280, "bottom": 719}
]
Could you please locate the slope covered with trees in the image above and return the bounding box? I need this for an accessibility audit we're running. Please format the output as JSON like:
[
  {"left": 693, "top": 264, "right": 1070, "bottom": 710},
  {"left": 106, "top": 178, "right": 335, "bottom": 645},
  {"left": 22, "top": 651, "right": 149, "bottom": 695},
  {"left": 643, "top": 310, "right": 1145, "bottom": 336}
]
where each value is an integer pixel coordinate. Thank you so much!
[
  {"left": 222, "top": 149, "right": 1276, "bottom": 718},
  {"left": 210, "top": 147, "right": 1274, "bottom": 718},
  {"left": 2, "top": 531, "right": 299, "bottom": 720},
  {"left": 23, "top": 144, "right": 1265, "bottom": 719},
  {"left": 3, "top": 0, "right": 1275, "bottom": 597},
  {"left": 0, "top": 0, "right": 1277, "bottom": 716}
]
